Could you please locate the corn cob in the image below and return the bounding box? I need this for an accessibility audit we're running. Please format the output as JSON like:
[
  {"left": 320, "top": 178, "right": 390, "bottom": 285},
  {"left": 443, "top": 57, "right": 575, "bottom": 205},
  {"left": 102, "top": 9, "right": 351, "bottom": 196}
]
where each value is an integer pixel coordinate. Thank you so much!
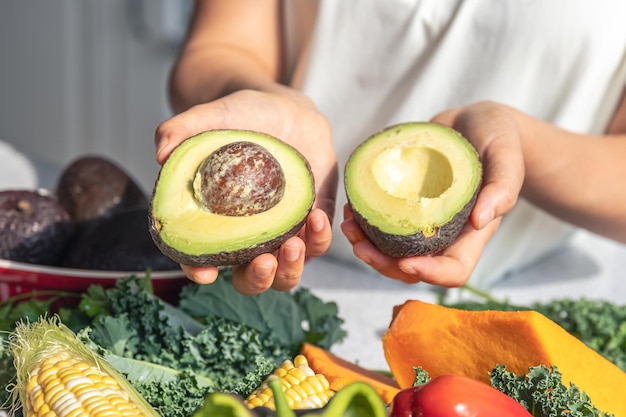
[
  {"left": 245, "top": 354, "right": 335, "bottom": 410},
  {"left": 9, "top": 316, "right": 161, "bottom": 417}
]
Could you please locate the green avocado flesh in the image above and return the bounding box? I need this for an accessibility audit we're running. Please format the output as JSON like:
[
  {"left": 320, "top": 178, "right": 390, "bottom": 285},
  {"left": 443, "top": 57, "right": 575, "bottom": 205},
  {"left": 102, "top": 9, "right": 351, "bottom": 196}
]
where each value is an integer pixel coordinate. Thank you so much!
[
  {"left": 344, "top": 122, "right": 482, "bottom": 257},
  {"left": 150, "top": 130, "right": 315, "bottom": 266}
]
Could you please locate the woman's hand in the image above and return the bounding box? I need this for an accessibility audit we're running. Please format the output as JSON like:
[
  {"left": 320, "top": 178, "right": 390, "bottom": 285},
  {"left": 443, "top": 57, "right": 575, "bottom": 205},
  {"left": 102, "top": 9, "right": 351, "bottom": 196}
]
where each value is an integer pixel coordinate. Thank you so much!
[
  {"left": 155, "top": 87, "right": 338, "bottom": 294},
  {"left": 341, "top": 101, "right": 525, "bottom": 287}
]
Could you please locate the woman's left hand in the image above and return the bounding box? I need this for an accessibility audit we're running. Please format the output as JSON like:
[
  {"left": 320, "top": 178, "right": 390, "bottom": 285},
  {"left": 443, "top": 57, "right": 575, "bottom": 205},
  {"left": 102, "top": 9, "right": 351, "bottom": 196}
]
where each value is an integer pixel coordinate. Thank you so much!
[{"left": 341, "top": 101, "right": 525, "bottom": 286}]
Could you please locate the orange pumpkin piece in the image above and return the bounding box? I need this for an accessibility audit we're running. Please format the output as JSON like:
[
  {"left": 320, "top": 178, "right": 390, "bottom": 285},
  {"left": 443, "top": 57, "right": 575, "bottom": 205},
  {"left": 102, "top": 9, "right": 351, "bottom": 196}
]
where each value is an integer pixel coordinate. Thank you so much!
[
  {"left": 382, "top": 300, "right": 626, "bottom": 417},
  {"left": 300, "top": 342, "right": 400, "bottom": 404}
]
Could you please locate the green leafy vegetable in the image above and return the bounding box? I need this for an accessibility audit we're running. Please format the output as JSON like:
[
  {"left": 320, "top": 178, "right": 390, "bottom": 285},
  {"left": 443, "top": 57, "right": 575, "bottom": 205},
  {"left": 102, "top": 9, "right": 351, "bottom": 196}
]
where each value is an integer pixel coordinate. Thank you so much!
[
  {"left": 1, "top": 268, "right": 347, "bottom": 416},
  {"left": 405, "top": 364, "right": 611, "bottom": 417},
  {"left": 75, "top": 269, "right": 346, "bottom": 417},
  {"left": 490, "top": 364, "right": 613, "bottom": 417},
  {"left": 177, "top": 268, "right": 347, "bottom": 351}
]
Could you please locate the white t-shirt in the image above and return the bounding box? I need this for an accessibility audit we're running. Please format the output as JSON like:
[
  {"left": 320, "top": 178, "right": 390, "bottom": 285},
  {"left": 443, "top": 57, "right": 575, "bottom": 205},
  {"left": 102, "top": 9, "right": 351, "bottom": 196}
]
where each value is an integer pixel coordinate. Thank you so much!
[{"left": 283, "top": 0, "right": 626, "bottom": 287}]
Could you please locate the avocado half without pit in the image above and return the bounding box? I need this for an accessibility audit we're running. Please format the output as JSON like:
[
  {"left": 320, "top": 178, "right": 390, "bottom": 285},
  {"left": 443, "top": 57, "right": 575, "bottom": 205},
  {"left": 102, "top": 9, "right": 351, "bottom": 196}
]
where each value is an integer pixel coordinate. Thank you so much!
[
  {"left": 149, "top": 130, "right": 315, "bottom": 267},
  {"left": 344, "top": 122, "right": 482, "bottom": 258}
]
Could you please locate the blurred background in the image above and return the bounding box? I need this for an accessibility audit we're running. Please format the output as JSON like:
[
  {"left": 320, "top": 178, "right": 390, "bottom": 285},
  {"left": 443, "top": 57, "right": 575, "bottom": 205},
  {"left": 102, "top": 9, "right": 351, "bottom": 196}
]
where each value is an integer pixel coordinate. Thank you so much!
[{"left": 0, "top": 0, "right": 193, "bottom": 193}]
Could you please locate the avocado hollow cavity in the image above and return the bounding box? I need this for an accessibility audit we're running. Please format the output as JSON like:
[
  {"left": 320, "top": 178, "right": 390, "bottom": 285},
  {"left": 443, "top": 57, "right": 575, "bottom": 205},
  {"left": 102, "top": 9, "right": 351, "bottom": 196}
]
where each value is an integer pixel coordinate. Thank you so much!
[
  {"left": 345, "top": 122, "right": 482, "bottom": 257},
  {"left": 371, "top": 145, "right": 453, "bottom": 201},
  {"left": 150, "top": 130, "right": 315, "bottom": 267}
]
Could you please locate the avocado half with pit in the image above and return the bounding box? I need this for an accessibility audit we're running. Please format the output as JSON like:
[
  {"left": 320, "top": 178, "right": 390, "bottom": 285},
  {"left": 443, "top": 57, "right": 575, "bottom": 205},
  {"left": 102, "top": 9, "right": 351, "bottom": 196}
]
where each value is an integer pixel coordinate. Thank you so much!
[
  {"left": 344, "top": 122, "right": 482, "bottom": 257},
  {"left": 149, "top": 130, "right": 315, "bottom": 266}
]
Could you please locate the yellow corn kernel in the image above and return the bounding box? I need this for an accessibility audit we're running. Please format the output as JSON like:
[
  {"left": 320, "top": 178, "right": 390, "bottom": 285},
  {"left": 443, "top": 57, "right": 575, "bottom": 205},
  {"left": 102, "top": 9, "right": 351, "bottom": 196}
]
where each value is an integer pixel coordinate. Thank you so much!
[
  {"left": 22, "top": 353, "right": 148, "bottom": 417},
  {"left": 246, "top": 397, "right": 265, "bottom": 408},
  {"left": 293, "top": 355, "right": 308, "bottom": 368},
  {"left": 288, "top": 383, "right": 308, "bottom": 401},
  {"left": 245, "top": 354, "right": 335, "bottom": 411},
  {"left": 10, "top": 317, "right": 161, "bottom": 417}
]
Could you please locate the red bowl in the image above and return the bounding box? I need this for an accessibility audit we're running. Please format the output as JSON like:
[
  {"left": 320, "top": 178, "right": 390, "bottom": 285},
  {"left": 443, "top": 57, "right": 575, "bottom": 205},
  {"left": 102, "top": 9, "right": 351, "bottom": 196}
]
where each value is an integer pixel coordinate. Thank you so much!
[{"left": 0, "top": 258, "right": 188, "bottom": 304}]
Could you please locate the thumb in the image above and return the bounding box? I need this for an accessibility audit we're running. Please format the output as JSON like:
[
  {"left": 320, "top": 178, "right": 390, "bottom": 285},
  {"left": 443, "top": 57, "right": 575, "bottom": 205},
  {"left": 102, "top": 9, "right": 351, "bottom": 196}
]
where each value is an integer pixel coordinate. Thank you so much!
[
  {"left": 430, "top": 106, "right": 464, "bottom": 127},
  {"left": 155, "top": 122, "right": 196, "bottom": 165}
]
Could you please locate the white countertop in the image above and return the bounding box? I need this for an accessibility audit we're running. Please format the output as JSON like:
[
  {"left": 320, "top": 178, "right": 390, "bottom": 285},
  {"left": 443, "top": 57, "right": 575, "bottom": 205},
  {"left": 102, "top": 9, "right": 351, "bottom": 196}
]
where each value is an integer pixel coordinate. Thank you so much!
[{"left": 299, "top": 230, "right": 626, "bottom": 370}]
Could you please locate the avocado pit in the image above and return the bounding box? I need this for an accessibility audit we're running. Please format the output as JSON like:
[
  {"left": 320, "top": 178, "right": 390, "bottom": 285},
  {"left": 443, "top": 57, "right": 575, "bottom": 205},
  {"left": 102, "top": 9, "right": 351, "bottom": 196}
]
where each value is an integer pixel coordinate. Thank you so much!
[{"left": 193, "top": 141, "right": 285, "bottom": 216}]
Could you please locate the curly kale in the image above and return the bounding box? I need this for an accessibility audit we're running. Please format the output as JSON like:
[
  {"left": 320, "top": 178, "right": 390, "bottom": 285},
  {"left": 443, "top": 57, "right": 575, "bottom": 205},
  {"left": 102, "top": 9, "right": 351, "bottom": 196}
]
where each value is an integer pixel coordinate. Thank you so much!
[
  {"left": 177, "top": 317, "right": 289, "bottom": 391},
  {"left": 77, "top": 271, "right": 346, "bottom": 417},
  {"left": 133, "top": 369, "right": 209, "bottom": 417},
  {"left": 490, "top": 364, "right": 613, "bottom": 417},
  {"left": 178, "top": 268, "right": 347, "bottom": 353}
]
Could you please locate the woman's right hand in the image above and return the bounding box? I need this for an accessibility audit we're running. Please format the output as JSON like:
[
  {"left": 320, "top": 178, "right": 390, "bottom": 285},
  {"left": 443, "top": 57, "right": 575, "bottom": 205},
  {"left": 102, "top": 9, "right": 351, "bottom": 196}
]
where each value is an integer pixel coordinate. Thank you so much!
[{"left": 154, "top": 87, "right": 338, "bottom": 295}]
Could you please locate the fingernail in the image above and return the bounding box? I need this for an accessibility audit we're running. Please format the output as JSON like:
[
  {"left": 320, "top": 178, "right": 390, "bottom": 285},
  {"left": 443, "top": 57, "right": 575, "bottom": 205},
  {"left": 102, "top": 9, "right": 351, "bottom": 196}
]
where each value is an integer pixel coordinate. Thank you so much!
[
  {"left": 340, "top": 220, "right": 357, "bottom": 242},
  {"left": 309, "top": 212, "right": 325, "bottom": 232},
  {"left": 478, "top": 207, "right": 494, "bottom": 229},
  {"left": 354, "top": 247, "right": 371, "bottom": 264},
  {"left": 191, "top": 269, "right": 217, "bottom": 284},
  {"left": 284, "top": 244, "right": 301, "bottom": 262},
  {"left": 155, "top": 137, "right": 169, "bottom": 162},
  {"left": 254, "top": 263, "right": 274, "bottom": 279},
  {"left": 399, "top": 264, "right": 417, "bottom": 275},
  {"left": 358, "top": 254, "right": 372, "bottom": 265}
]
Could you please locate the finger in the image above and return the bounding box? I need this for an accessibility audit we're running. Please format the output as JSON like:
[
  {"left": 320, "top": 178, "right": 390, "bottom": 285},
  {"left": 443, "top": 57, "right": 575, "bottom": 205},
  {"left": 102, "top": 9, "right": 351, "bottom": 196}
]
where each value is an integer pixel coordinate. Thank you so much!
[
  {"left": 180, "top": 264, "right": 220, "bottom": 284},
  {"left": 350, "top": 215, "right": 500, "bottom": 286},
  {"left": 351, "top": 239, "right": 414, "bottom": 281},
  {"left": 312, "top": 164, "right": 339, "bottom": 224},
  {"left": 302, "top": 208, "right": 332, "bottom": 258},
  {"left": 470, "top": 178, "right": 518, "bottom": 230},
  {"left": 272, "top": 237, "right": 306, "bottom": 291},
  {"left": 342, "top": 204, "right": 415, "bottom": 281},
  {"left": 430, "top": 107, "right": 463, "bottom": 127},
  {"left": 435, "top": 104, "right": 524, "bottom": 230},
  {"left": 397, "top": 218, "right": 500, "bottom": 286},
  {"left": 470, "top": 136, "right": 523, "bottom": 229},
  {"left": 155, "top": 123, "right": 195, "bottom": 165},
  {"left": 154, "top": 102, "right": 230, "bottom": 164},
  {"left": 340, "top": 204, "right": 369, "bottom": 244},
  {"left": 342, "top": 203, "right": 352, "bottom": 220},
  {"left": 231, "top": 253, "right": 277, "bottom": 295}
]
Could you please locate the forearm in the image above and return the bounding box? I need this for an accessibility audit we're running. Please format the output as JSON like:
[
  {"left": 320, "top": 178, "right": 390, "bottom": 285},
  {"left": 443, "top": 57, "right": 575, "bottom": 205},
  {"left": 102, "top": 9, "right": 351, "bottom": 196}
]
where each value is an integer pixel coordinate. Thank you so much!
[
  {"left": 518, "top": 112, "right": 626, "bottom": 241},
  {"left": 169, "top": 47, "right": 279, "bottom": 113},
  {"left": 168, "top": 0, "right": 283, "bottom": 113}
]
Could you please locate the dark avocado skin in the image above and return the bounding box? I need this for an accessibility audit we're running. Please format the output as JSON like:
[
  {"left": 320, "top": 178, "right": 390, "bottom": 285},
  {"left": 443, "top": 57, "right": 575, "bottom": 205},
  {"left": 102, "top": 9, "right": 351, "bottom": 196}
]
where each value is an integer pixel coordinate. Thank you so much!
[
  {"left": 0, "top": 190, "right": 75, "bottom": 265},
  {"left": 63, "top": 208, "right": 179, "bottom": 271},
  {"left": 56, "top": 155, "right": 148, "bottom": 224},
  {"left": 350, "top": 184, "right": 480, "bottom": 258},
  {"left": 149, "top": 208, "right": 309, "bottom": 267}
]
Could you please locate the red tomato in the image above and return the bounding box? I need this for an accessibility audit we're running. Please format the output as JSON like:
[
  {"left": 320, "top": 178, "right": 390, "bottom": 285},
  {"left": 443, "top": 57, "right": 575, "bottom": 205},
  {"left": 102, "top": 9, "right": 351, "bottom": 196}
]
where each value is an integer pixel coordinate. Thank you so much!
[{"left": 389, "top": 374, "right": 532, "bottom": 417}]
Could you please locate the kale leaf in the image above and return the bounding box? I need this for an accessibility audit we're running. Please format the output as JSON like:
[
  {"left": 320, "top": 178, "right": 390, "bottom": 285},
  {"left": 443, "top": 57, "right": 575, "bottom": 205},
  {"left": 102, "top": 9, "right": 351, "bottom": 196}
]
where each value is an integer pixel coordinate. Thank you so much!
[
  {"left": 76, "top": 269, "right": 346, "bottom": 416},
  {"left": 490, "top": 364, "right": 613, "bottom": 417},
  {"left": 177, "top": 268, "right": 347, "bottom": 352}
]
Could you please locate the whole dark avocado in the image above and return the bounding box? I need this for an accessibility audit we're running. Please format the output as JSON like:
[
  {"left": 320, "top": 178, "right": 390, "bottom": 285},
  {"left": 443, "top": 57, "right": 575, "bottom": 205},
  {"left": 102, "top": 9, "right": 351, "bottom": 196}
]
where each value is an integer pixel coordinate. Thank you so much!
[
  {"left": 150, "top": 130, "right": 315, "bottom": 267},
  {"left": 56, "top": 155, "right": 148, "bottom": 223},
  {"left": 0, "top": 190, "right": 75, "bottom": 265},
  {"left": 62, "top": 208, "right": 179, "bottom": 271},
  {"left": 344, "top": 122, "right": 483, "bottom": 257}
]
